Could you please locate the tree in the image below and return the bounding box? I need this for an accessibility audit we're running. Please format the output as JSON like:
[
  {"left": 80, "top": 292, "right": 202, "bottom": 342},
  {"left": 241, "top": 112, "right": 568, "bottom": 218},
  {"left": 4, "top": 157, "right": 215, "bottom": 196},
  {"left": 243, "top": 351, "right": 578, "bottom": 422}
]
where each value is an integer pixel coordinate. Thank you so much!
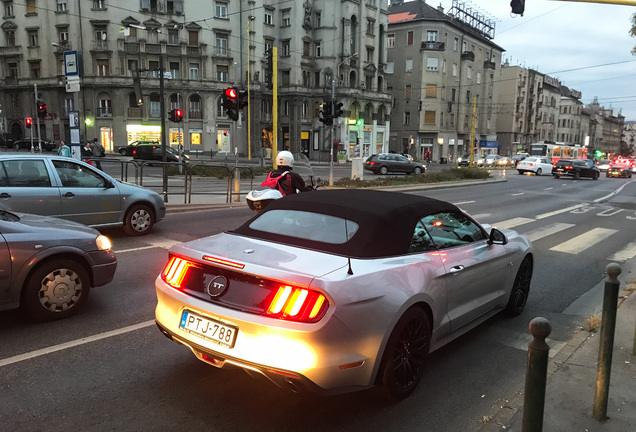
[{"left": 631, "top": 13, "right": 636, "bottom": 55}]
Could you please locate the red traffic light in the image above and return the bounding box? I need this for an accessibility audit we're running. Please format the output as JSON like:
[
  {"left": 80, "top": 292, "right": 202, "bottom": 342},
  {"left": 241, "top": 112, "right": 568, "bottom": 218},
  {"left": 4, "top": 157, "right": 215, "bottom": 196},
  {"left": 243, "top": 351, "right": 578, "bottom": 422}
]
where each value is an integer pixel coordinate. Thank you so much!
[
  {"left": 175, "top": 109, "right": 183, "bottom": 117},
  {"left": 224, "top": 87, "right": 238, "bottom": 99},
  {"left": 25, "top": 117, "right": 32, "bottom": 128}
]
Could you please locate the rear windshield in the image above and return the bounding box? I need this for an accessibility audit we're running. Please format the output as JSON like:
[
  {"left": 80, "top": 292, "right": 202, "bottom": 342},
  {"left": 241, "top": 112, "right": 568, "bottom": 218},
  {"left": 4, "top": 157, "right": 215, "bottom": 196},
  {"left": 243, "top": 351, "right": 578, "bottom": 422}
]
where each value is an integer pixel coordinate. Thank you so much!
[{"left": 248, "top": 209, "right": 359, "bottom": 244}]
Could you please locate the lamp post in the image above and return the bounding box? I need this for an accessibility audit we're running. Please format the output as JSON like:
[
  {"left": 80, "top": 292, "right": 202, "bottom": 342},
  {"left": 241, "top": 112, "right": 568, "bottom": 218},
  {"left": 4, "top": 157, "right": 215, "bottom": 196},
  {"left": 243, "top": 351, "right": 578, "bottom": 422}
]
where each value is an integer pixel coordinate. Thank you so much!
[{"left": 329, "top": 53, "right": 358, "bottom": 186}]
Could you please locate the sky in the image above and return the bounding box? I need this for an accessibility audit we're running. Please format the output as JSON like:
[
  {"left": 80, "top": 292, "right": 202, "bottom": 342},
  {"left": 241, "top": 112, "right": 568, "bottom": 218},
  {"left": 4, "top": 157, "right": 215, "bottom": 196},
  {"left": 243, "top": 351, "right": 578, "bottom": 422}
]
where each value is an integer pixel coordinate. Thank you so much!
[{"left": 436, "top": 0, "right": 636, "bottom": 121}]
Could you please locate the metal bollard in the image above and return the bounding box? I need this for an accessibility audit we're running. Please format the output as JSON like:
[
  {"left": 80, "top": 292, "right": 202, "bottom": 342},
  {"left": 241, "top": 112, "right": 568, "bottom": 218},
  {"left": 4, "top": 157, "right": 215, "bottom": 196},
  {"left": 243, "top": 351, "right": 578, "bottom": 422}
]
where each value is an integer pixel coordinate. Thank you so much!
[
  {"left": 233, "top": 168, "right": 241, "bottom": 202},
  {"left": 522, "top": 317, "right": 552, "bottom": 432},
  {"left": 593, "top": 262, "right": 621, "bottom": 421}
]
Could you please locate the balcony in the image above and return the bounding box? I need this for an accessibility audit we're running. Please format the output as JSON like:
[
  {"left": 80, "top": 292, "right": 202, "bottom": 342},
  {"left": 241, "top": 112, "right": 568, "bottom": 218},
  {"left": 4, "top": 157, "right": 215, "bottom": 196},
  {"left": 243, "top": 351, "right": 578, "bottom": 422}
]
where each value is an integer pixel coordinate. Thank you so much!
[
  {"left": 127, "top": 107, "right": 142, "bottom": 118},
  {"left": 187, "top": 46, "right": 203, "bottom": 56},
  {"left": 92, "top": 40, "right": 110, "bottom": 51},
  {"left": 420, "top": 41, "right": 445, "bottom": 51},
  {"left": 461, "top": 51, "right": 475, "bottom": 61},
  {"left": 166, "top": 45, "right": 181, "bottom": 56},
  {"left": 97, "top": 107, "right": 112, "bottom": 117},
  {"left": 124, "top": 42, "right": 140, "bottom": 54},
  {"left": 189, "top": 111, "right": 202, "bottom": 119},
  {"left": 145, "top": 43, "right": 161, "bottom": 54},
  {"left": 0, "top": 46, "right": 21, "bottom": 57},
  {"left": 484, "top": 60, "right": 495, "bottom": 70}
]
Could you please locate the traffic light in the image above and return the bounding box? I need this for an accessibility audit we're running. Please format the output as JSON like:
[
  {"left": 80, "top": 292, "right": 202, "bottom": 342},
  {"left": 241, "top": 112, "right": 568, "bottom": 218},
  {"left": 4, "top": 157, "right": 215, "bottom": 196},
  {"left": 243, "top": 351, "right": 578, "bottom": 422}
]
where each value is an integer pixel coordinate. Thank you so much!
[
  {"left": 223, "top": 87, "right": 239, "bottom": 121},
  {"left": 25, "top": 117, "right": 32, "bottom": 128},
  {"left": 238, "top": 89, "right": 249, "bottom": 109},
  {"left": 169, "top": 108, "right": 183, "bottom": 123},
  {"left": 319, "top": 100, "right": 333, "bottom": 126},
  {"left": 333, "top": 101, "right": 344, "bottom": 119},
  {"left": 510, "top": 0, "right": 524, "bottom": 15},
  {"left": 266, "top": 49, "right": 273, "bottom": 90},
  {"left": 37, "top": 102, "right": 47, "bottom": 119}
]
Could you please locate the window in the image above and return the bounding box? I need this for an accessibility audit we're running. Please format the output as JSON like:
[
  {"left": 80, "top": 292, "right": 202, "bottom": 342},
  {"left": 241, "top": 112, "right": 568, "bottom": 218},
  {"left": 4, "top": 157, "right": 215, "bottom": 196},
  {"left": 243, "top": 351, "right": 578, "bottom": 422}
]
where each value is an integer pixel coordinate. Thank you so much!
[
  {"left": 405, "top": 58, "right": 413, "bottom": 72},
  {"left": 366, "top": 47, "right": 374, "bottom": 63},
  {"left": 189, "top": 95, "right": 202, "bottom": 118},
  {"left": 477, "top": 72, "right": 481, "bottom": 84},
  {"left": 314, "top": 11, "right": 321, "bottom": 27},
  {"left": 98, "top": 94, "right": 112, "bottom": 117},
  {"left": 216, "top": 34, "right": 227, "bottom": 56},
  {"left": 7, "top": 62, "right": 17, "bottom": 78},
  {"left": 282, "top": 40, "right": 290, "bottom": 56},
  {"left": 215, "top": 2, "right": 227, "bottom": 18},
  {"left": 454, "top": 37, "right": 458, "bottom": 51},
  {"left": 4, "top": 30, "right": 15, "bottom": 46},
  {"left": 301, "top": 101, "right": 308, "bottom": 119},
  {"left": 95, "top": 27, "right": 107, "bottom": 43},
  {"left": 29, "top": 61, "right": 40, "bottom": 78},
  {"left": 27, "top": 29, "right": 38, "bottom": 47},
  {"left": 26, "top": 0, "right": 35, "bottom": 14},
  {"left": 407, "top": 31, "right": 413, "bottom": 45},
  {"left": 53, "top": 161, "right": 109, "bottom": 188},
  {"left": 424, "top": 111, "right": 436, "bottom": 125},
  {"left": 385, "top": 61, "right": 394, "bottom": 74},
  {"left": 96, "top": 59, "right": 109, "bottom": 76},
  {"left": 426, "top": 57, "right": 439, "bottom": 71},
  {"left": 264, "top": 10, "right": 273, "bottom": 25},
  {"left": 169, "top": 62, "right": 180, "bottom": 79},
  {"left": 451, "top": 88, "right": 456, "bottom": 102},
  {"left": 405, "top": 85, "right": 411, "bottom": 100},
  {"left": 467, "top": 66, "right": 472, "bottom": 79},
  {"left": 149, "top": 60, "right": 159, "bottom": 78},
  {"left": 283, "top": 101, "right": 289, "bottom": 116},
  {"left": 452, "top": 63, "right": 457, "bottom": 77},
  {"left": 4, "top": 1, "right": 14, "bottom": 17},
  {"left": 404, "top": 111, "right": 411, "bottom": 125},
  {"left": 167, "top": 0, "right": 184, "bottom": 14},
  {"left": 188, "top": 31, "right": 198, "bottom": 45},
  {"left": 93, "top": 0, "right": 105, "bottom": 9},
  {"left": 2, "top": 160, "right": 50, "bottom": 187},
  {"left": 426, "top": 30, "right": 437, "bottom": 42},
  {"left": 303, "top": 41, "right": 310, "bottom": 56},
  {"left": 282, "top": 10, "right": 290, "bottom": 26},
  {"left": 216, "top": 65, "right": 228, "bottom": 82},
  {"left": 150, "top": 94, "right": 160, "bottom": 117},
  {"left": 442, "top": 59, "right": 447, "bottom": 73},
  {"left": 425, "top": 84, "right": 437, "bottom": 98},
  {"left": 387, "top": 33, "right": 395, "bottom": 48},
  {"left": 168, "top": 29, "right": 179, "bottom": 45},
  {"left": 366, "top": 19, "right": 374, "bottom": 36},
  {"left": 315, "top": 41, "right": 321, "bottom": 57},
  {"left": 422, "top": 212, "right": 486, "bottom": 249},
  {"left": 127, "top": 59, "right": 138, "bottom": 77},
  {"left": 409, "top": 220, "right": 436, "bottom": 253},
  {"left": 264, "top": 39, "right": 273, "bottom": 55},
  {"left": 57, "top": 0, "right": 67, "bottom": 12},
  {"left": 58, "top": 28, "right": 69, "bottom": 43},
  {"left": 189, "top": 63, "right": 199, "bottom": 80}
]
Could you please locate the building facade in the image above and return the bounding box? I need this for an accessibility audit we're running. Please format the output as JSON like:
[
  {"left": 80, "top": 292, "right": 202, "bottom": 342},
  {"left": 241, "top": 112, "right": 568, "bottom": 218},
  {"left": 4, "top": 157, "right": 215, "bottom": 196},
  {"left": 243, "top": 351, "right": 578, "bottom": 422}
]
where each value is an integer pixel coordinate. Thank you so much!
[
  {"left": 0, "top": 0, "right": 391, "bottom": 160},
  {"left": 386, "top": 0, "right": 503, "bottom": 162}
]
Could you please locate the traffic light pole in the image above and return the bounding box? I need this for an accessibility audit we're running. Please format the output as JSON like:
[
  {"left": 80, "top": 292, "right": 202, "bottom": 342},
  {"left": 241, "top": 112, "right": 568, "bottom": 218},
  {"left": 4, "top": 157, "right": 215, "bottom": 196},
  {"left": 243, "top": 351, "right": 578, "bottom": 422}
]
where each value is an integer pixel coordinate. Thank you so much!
[
  {"left": 160, "top": 54, "right": 168, "bottom": 202},
  {"left": 329, "top": 79, "right": 335, "bottom": 186},
  {"left": 33, "top": 84, "right": 41, "bottom": 153}
]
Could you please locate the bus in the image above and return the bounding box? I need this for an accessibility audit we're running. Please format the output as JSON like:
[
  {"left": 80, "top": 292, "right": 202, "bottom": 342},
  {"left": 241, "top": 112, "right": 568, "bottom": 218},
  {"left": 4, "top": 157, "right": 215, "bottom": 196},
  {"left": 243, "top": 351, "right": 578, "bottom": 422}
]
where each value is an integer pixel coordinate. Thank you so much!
[{"left": 529, "top": 142, "right": 588, "bottom": 163}]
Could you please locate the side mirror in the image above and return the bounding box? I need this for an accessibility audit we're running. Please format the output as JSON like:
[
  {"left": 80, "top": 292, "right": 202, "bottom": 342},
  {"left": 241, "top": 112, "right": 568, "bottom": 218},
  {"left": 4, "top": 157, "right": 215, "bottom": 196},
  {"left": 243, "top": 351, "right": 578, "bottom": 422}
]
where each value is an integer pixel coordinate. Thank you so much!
[{"left": 488, "top": 228, "right": 508, "bottom": 245}]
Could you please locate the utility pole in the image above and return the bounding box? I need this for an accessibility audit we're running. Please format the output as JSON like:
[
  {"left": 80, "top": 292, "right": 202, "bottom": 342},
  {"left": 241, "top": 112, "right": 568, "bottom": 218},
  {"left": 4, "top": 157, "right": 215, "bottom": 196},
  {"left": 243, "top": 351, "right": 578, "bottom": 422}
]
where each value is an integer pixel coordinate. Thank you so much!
[
  {"left": 330, "top": 79, "right": 335, "bottom": 186},
  {"left": 160, "top": 54, "right": 168, "bottom": 202}
]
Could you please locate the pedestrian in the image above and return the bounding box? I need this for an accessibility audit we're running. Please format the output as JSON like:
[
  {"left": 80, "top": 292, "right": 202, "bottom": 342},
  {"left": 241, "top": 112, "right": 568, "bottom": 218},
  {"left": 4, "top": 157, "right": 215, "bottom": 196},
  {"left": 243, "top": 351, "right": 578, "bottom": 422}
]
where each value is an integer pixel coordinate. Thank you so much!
[
  {"left": 82, "top": 141, "right": 93, "bottom": 165},
  {"left": 57, "top": 140, "right": 71, "bottom": 157},
  {"left": 89, "top": 138, "right": 104, "bottom": 169}
]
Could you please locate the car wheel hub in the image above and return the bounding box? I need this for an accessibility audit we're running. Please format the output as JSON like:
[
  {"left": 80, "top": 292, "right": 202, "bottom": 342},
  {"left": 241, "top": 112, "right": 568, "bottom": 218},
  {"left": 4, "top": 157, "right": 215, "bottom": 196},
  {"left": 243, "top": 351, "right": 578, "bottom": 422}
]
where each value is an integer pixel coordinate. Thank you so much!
[
  {"left": 131, "top": 210, "right": 151, "bottom": 232},
  {"left": 39, "top": 269, "right": 82, "bottom": 311}
]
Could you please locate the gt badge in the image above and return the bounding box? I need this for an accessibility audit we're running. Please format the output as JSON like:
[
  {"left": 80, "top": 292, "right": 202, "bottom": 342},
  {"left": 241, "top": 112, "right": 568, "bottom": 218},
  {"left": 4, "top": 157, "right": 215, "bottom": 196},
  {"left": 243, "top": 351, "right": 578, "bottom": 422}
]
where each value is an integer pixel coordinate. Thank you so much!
[{"left": 206, "top": 275, "right": 229, "bottom": 298}]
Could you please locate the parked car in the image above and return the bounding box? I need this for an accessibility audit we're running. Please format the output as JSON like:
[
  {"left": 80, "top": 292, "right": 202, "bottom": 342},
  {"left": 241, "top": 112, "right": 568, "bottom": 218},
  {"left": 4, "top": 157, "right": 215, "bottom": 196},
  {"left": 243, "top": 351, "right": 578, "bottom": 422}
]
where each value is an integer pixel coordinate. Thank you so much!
[
  {"left": 606, "top": 163, "right": 632, "bottom": 178},
  {"left": 516, "top": 157, "right": 554, "bottom": 175},
  {"left": 13, "top": 139, "right": 56, "bottom": 152},
  {"left": 0, "top": 133, "right": 14, "bottom": 149},
  {"left": 552, "top": 159, "right": 600, "bottom": 180},
  {"left": 117, "top": 140, "right": 159, "bottom": 156},
  {"left": 364, "top": 153, "right": 426, "bottom": 175},
  {"left": 595, "top": 159, "right": 611, "bottom": 172},
  {"left": 401, "top": 153, "right": 414, "bottom": 162},
  {"left": 0, "top": 207, "right": 116, "bottom": 320},
  {"left": 132, "top": 143, "right": 189, "bottom": 163},
  {"left": 477, "top": 154, "right": 501, "bottom": 167},
  {"left": 497, "top": 156, "right": 515, "bottom": 168},
  {"left": 155, "top": 189, "right": 533, "bottom": 399},
  {"left": 0, "top": 154, "right": 166, "bottom": 235},
  {"left": 457, "top": 154, "right": 474, "bottom": 167},
  {"left": 512, "top": 153, "right": 529, "bottom": 166}
]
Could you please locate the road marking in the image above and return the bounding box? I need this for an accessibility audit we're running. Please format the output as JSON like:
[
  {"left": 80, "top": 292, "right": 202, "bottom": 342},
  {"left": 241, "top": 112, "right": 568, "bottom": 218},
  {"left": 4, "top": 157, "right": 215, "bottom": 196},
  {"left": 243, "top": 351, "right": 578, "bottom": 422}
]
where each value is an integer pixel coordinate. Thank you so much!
[
  {"left": 492, "top": 217, "right": 535, "bottom": 229},
  {"left": 524, "top": 222, "right": 575, "bottom": 243},
  {"left": 510, "top": 192, "right": 524, "bottom": 196},
  {"left": 550, "top": 227, "right": 617, "bottom": 254},
  {"left": 544, "top": 187, "right": 553, "bottom": 191},
  {"left": 115, "top": 239, "right": 177, "bottom": 254},
  {"left": 607, "top": 240, "right": 636, "bottom": 262},
  {"left": 0, "top": 320, "right": 155, "bottom": 368},
  {"left": 453, "top": 200, "right": 475, "bottom": 205},
  {"left": 536, "top": 204, "right": 587, "bottom": 219}
]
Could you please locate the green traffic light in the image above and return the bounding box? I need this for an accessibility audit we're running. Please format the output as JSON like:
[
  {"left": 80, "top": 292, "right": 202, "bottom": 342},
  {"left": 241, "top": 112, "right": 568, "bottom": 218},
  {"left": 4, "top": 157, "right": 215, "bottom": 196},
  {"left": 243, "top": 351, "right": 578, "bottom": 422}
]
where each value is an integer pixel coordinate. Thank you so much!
[
  {"left": 85, "top": 118, "right": 93, "bottom": 126},
  {"left": 356, "top": 119, "right": 363, "bottom": 126}
]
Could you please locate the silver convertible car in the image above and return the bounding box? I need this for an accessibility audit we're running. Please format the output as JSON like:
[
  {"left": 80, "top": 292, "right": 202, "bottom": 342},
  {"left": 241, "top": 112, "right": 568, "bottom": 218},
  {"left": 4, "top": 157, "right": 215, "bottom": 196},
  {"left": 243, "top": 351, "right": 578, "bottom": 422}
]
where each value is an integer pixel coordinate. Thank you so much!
[
  {"left": 0, "top": 154, "right": 165, "bottom": 235},
  {"left": 155, "top": 190, "right": 533, "bottom": 399}
]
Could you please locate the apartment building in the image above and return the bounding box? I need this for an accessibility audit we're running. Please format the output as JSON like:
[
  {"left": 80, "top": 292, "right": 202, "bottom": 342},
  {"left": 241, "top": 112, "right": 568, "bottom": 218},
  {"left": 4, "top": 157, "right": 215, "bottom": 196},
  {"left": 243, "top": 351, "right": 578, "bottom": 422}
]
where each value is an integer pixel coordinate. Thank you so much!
[
  {"left": 0, "top": 0, "right": 391, "bottom": 159},
  {"left": 386, "top": 0, "right": 503, "bottom": 162}
]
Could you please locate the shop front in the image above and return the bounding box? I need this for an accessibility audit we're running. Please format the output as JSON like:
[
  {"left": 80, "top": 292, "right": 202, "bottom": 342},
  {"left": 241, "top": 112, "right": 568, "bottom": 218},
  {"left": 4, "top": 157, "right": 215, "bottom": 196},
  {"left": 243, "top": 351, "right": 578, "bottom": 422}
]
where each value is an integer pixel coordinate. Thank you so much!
[{"left": 125, "top": 124, "right": 161, "bottom": 145}]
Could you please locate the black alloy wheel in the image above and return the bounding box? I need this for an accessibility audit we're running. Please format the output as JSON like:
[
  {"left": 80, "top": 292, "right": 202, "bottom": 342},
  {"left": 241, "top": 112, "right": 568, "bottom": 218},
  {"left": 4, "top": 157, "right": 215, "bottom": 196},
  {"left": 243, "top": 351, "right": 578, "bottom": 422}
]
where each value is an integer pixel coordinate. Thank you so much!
[
  {"left": 379, "top": 166, "right": 389, "bottom": 175},
  {"left": 379, "top": 307, "right": 431, "bottom": 400},
  {"left": 505, "top": 257, "right": 532, "bottom": 316}
]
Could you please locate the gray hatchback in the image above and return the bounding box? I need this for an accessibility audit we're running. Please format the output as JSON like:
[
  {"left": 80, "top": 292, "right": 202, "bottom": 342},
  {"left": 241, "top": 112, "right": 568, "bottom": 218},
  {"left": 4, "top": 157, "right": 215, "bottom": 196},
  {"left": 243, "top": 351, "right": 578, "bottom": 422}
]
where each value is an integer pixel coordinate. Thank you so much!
[{"left": 0, "top": 154, "right": 165, "bottom": 235}]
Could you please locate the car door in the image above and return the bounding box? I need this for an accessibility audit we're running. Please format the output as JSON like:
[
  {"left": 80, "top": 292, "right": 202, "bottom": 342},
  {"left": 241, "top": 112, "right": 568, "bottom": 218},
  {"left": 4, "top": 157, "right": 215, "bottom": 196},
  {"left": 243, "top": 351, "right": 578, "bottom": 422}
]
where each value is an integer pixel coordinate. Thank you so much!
[
  {"left": 422, "top": 211, "right": 511, "bottom": 331},
  {"left": 539, "top": 158, "right": 552, "bottom": 173},
  {"left": 50, "top": 159, "right": 123, "bottom": 226},
  {"left": 0, "top": 159, "right": 62, "bottom": 217},
  {"left": 393, "top": 154, "right": 411, "bottom": 173}
]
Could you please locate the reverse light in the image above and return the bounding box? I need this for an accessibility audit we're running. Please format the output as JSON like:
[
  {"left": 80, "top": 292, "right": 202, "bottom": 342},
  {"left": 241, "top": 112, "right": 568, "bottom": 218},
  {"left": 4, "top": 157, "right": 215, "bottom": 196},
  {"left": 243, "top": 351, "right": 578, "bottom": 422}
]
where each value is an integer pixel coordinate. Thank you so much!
[
  {"left": 266, "top": 284, "right": 328, "bottom": 322},
  {"left": 162, "top": 256, "right": 200, "bottom": 289}
]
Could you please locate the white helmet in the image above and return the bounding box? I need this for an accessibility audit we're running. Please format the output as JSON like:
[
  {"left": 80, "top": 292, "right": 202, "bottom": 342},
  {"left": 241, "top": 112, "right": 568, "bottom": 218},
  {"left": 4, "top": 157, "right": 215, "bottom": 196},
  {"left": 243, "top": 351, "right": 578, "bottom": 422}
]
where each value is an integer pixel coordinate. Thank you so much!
[{"left": 276, "top": 150, "right": 294, "bottom": 167}]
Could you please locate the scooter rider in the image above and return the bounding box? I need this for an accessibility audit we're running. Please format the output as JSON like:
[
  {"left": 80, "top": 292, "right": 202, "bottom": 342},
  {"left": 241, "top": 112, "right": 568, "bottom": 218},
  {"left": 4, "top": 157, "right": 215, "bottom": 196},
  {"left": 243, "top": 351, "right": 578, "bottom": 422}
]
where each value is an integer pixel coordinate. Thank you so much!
[{"left": 264, "top": 150, "right": 313, "bottom": 196}]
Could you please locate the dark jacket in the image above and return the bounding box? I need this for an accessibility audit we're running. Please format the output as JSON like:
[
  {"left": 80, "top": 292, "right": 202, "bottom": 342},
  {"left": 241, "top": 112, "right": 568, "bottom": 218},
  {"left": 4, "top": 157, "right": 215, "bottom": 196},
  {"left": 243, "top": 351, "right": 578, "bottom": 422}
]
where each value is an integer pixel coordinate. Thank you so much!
[{"left": 268, "top": 166, "right": 313, "bottom": 195}]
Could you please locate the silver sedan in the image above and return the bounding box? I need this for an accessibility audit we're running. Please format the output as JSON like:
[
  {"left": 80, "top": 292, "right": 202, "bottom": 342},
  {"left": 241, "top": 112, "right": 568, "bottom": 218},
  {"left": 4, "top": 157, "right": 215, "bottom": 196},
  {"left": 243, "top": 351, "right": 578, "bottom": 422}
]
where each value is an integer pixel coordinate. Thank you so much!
[{"left": 155, "top": 190, "right": 533, "bottom": 399}]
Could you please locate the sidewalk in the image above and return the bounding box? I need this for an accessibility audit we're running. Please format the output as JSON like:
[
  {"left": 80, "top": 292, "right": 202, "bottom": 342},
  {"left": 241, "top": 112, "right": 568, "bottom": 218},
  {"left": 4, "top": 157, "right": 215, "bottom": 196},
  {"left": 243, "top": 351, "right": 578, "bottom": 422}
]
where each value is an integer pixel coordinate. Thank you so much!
[{"left": 479, "top": 286, "right": 636, "bottom": 432}]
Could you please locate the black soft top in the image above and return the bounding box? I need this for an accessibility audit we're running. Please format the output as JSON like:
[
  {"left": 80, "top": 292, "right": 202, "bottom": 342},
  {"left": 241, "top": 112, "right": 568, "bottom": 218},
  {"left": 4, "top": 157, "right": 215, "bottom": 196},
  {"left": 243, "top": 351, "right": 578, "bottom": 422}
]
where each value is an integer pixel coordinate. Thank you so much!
[{"left": 232, "top": 189, "right": 460, "bottom": 257}]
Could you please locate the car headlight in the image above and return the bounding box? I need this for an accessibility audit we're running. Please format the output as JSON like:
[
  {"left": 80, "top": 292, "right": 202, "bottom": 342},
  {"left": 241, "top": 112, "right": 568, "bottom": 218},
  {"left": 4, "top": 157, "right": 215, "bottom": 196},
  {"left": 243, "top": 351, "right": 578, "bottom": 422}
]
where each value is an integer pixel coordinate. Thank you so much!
[{"left": 96, "top": 234, "right": 112, "bottom": 251}]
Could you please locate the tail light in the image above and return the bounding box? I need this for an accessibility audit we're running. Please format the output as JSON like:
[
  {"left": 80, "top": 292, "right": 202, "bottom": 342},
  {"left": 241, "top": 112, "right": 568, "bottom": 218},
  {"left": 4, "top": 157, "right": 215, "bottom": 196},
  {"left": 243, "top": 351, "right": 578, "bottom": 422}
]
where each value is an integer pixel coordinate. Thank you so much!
[
  {"left": 162, "top": 256, "right": 201, "bottom": 289},
  {"left": 266, "top": 284, "right": 329, "bottom": 323}
]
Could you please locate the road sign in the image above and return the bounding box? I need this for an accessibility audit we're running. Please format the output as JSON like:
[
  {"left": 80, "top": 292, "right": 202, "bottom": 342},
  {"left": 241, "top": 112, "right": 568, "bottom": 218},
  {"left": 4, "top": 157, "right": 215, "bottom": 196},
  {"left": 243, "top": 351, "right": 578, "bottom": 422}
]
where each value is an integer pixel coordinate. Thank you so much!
[{"left": 64, "top": 51, "right": 79, "bottom": 76}]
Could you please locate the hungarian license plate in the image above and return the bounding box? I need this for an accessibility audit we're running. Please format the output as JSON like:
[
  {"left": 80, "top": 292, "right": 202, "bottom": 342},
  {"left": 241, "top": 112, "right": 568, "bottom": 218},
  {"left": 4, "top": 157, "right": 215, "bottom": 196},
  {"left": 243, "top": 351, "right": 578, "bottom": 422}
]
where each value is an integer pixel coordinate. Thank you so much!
[{"left": 179, "top": 310, "right": 237, "bottom": 348}]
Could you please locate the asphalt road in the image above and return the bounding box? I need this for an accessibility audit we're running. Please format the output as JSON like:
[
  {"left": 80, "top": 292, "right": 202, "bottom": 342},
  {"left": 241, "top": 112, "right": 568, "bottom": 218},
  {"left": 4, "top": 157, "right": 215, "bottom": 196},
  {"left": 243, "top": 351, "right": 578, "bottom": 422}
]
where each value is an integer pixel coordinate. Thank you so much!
[{"left": 2, "top": 172, "right": 636, "bottom": 431}]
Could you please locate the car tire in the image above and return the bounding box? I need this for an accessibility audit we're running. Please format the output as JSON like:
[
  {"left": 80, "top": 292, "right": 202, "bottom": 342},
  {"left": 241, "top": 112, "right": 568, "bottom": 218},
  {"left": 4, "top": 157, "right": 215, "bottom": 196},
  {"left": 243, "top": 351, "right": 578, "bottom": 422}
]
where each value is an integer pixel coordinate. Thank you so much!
[
  {"left": 536, "top": 168, "right": 542, "bottom": 175},
  {"left": 22, "top": 259, "right": 90, "bottom": 321},
  {"left": 413, "top": 167, "right": 422, "bottom": 175},
  {"left": 574, "top": 171, "right": 580, "bottom": 180},
  {"left": 517, "top": 170, "right": 524, "bottom": 175},
  {"left": 123, "top": 203, "right": 155, "bottom": 236},
  {"left": 504, "top": 257, "right": 532, "bottom": 317},
  {"left": 119, "top": 148, "right": 128, "bottom": 156},
  {"left": 378, "top": 307, "right": 431, "bottom": 400},
  {"left": 553, "top": 174, "right": 560, "bottom": 179},
  {"left": 379, "top": 166, "right": 389, "bottom": 175},
  {"left": 593, "top": 172, "right": 599, "bottom": 180}
]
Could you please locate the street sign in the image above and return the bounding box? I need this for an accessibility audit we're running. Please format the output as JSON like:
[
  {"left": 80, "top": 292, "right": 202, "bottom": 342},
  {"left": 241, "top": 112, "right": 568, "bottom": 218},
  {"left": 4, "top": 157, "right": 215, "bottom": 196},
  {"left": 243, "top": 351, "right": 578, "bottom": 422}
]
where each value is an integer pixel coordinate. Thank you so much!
[{"left": 64, "top": 51, "right": 79, "bottom": 76}]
